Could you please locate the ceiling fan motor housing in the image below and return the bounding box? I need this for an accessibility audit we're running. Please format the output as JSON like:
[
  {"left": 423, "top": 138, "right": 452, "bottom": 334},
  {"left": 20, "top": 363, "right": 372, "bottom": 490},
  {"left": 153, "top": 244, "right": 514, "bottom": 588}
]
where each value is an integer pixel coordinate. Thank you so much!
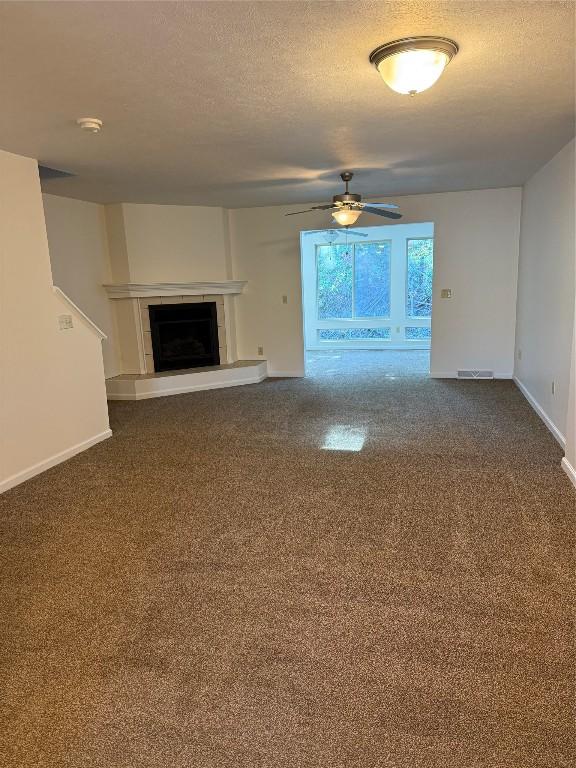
[
  {"left": 333, "top": 193, "right": 361, "bottom": 204},
  {"left": 335, "top": 171, "right": 361, "bottom": 205}
]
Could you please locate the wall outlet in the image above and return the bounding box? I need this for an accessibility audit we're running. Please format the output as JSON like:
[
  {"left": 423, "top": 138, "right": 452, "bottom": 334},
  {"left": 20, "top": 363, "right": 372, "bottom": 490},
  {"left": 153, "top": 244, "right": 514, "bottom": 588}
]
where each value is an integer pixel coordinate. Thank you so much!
[
  {"left": 517, "top": 348, "right": 522, "bottom": 360},
  {"left": 282, "top": 295, "right": 288, "bottom": 304},
  {"left": 58, "top": 314, "right": 73, "bottom": 330},
  {"left": 552, "top": 381, "right": 556, "bottom": 396},
  {"left": 258, "top": 346, "right": 264, "bottom": 356},
  {"left": 440, "top": 288, "right": 452, "bottom": 299}
]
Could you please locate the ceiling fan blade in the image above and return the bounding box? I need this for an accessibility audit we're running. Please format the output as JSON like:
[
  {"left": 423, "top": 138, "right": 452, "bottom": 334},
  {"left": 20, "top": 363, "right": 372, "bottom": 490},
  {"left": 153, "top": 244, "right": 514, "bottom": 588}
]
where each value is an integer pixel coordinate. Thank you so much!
[
  {"left": 285, "top": 204, "right": 337, "bottom": 216},
  {"left": 362, "top": 206, "right": 403, "bottom": 220},
  {"left": 360, "top": 201, "right": 399, "bottom": 209},
  {"left": 302, "top": 228, "right": 368, "bottom": 237}
]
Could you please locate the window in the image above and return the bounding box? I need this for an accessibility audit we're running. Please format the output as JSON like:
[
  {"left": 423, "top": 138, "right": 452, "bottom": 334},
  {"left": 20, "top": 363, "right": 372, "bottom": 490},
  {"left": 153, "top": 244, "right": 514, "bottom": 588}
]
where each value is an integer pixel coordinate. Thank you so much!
[
  {"left": 318, "top": 328, "right": 391, "bottom": 341},
  {"left": 354, "top": 242, "right": 391, "bottom": 318},
  {"left": 317, "top": 241, "right": 391, "bottom": 320},
  {"left": 317, "top": 244, "right": 352, "bottom": 319},
  {"left": 405, "top": 326, "right": 431, "bottom": 340},
  {"left": 303, "top": 225, "right": 434, "bottom": 352},
  {"left": 406, "top": 238, "right": 433, "bottom": 318}
]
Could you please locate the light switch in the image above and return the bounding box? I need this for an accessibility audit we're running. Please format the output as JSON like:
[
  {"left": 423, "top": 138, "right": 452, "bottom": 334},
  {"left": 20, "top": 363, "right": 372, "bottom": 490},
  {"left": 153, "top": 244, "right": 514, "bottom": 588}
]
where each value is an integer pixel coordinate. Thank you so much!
[
  {"left": 282, "top": 295, "right": 288, "bottom": 304},
  {"left": 58, "top": 314, "right": 73, "bottom": 330},
  {"left": 440, "top": 289, "right": 452, "bottom": 299}
]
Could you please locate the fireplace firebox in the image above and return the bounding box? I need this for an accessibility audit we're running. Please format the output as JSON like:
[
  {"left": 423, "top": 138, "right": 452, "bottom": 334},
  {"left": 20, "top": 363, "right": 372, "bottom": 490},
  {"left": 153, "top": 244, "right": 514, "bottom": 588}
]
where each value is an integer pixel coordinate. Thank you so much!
[{"left": 149, "top": 302, "right": 220, "bottom": 372}]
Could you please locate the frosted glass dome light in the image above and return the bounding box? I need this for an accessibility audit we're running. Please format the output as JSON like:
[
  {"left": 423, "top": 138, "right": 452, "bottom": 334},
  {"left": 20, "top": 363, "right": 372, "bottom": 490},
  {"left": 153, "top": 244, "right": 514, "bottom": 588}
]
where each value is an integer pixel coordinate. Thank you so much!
[
  {"left": 369, "top": 37, "right": 459, "bottom": 96},
  {"left": 332, "top": 207, "right": 362, "bottom": 226}
]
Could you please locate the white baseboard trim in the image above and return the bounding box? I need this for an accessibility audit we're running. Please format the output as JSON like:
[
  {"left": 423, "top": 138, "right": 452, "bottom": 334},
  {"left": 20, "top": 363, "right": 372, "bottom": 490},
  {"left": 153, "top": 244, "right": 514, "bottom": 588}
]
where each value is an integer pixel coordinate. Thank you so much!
[
  {"left": 561, "top": 457, "right": 576, "bottom": 489},
  {"left": 0, "top": 428, "right": 113, "bottom": 495},
  {"left": 513, "top": 377, "right": 566, "bottom": 448},
  {"left": 430, "top": 371, "right": 513, "bottom": 379}
]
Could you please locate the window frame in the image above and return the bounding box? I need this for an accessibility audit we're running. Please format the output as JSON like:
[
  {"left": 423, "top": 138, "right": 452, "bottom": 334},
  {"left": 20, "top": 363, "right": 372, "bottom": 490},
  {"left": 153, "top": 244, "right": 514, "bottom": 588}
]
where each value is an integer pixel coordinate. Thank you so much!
[
  {"left": 315, "top": 239, "right": 393, "bottom": 322},
  {"left": 405, "top": 236, "right": 434, "bottom": 321}
]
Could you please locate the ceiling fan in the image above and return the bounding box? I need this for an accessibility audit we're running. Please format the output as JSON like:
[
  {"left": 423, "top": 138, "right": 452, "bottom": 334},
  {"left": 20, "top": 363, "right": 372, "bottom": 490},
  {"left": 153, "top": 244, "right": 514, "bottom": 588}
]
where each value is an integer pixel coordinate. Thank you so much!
[
  {"left": 286, "top": 171, "right": 402, "bottom": 225},
  {"left": 303, "top": 228, "right": 369, "bottom": 240}
]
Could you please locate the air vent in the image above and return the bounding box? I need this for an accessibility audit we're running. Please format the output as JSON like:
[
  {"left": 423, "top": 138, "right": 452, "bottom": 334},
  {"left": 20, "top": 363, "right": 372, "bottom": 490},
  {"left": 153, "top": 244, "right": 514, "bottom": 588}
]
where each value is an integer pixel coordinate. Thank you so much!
[
  {"left": 38, "top": 164, "right": 75, "bottom": 180},
  {"left": 457, "top": 370, "right": 494, "bottom": 379}
]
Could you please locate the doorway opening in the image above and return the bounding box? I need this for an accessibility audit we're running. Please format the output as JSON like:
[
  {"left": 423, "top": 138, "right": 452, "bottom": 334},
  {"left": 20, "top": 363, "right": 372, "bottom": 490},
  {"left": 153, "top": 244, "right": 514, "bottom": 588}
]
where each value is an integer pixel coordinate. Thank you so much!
[{"left": 300, "top": 222, "right": 434, "bottom": 378}]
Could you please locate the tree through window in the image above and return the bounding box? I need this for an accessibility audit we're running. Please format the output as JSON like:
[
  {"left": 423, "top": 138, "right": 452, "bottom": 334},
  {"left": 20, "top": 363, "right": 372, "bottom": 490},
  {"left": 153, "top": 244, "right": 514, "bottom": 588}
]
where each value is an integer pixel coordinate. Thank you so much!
[
  {"left": 406, "top": 238, "right": 433, "bottom": 317},
  {"left": 316, "top": 241, "right": 391, "bottom": 319}
]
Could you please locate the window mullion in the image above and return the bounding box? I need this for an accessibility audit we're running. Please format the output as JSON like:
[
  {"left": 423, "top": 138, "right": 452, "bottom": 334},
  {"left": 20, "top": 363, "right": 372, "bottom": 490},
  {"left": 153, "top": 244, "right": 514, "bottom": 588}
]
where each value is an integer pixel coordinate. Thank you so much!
[{"left": 351, "top": 241, "right": 356, "bottom": 319}]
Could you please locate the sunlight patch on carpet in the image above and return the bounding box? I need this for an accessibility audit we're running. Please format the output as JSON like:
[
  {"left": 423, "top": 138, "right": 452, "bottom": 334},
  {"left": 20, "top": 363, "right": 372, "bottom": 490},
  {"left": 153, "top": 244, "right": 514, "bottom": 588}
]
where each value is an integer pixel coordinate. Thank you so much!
[{"left": 322, "top": 426, "right": 366, "bottom": 451}]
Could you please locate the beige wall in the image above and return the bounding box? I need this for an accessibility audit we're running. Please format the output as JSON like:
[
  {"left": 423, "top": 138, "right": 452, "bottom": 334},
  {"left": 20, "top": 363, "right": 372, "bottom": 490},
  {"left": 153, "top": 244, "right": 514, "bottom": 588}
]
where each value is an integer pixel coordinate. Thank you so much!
[
  {"left": 117, "top": 203, "right": 231, "bottom": 283},
  {"left": 566, "top": 313, "right": 575, "bottom": 477},
  {"left": 0, "top": 150, "right": 110, "bottom": 493},
  {"left": 43, "top": 194, "right": 121, "bottom": 378},
  {"left": 42, "top": 199, "right": 235, "bottom": 378},
  {"left": 515, "top": 139, "right": 575, "bottom": 443},
  {"left": 229, "top": 187, "right": 521, "bottom": 377}
]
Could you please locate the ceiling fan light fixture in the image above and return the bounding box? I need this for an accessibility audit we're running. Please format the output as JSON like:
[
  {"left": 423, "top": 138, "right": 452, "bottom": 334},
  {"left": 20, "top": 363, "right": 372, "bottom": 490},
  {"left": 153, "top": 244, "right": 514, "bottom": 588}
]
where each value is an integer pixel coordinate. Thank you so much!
[
  {"left": 332, "top": 208, "right": 362, "bottom": 226},
  {"left": 284, "top": 171, "right": 402, "bottom": 222},
  {"left": 369, "top": 37, "right": 458, "bottom": 95},
  {"left": 76, "top": 117, "right": 103, "bottom": 133}
]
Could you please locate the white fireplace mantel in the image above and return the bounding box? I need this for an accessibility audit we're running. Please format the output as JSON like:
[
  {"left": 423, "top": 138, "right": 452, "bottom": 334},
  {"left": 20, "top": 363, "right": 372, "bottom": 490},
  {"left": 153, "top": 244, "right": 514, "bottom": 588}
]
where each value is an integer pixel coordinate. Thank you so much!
[{"left": 103, "top": 281, "right": 247, "bottom": 299}]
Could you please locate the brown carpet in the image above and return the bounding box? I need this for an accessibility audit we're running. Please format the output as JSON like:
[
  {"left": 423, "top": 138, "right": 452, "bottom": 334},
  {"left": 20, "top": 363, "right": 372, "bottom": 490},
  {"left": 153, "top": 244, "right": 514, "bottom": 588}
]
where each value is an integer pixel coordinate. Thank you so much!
[{"left": 0, "top": 369, "right": 574, "bottom": 767}]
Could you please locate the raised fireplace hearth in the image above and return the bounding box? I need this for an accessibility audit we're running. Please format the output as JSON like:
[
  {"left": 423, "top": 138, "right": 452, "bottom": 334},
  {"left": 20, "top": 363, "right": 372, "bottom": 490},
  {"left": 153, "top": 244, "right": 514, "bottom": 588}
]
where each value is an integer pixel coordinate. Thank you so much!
[{"left": 149, "top": 302, "right": 220, "bottom": 372}]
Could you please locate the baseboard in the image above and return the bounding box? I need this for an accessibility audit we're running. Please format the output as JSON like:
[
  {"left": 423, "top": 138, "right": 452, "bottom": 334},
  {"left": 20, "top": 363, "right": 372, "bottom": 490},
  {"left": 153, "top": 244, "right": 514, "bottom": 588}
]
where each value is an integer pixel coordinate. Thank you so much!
[
  {"left": 561, "top": 457, "right": 576, "bottom": 489},
  {"left": 430, "top": 371, "right": 513, "bottom": 379},
  {"left": 513, "top": 377, "right": 566, "bottom": 448},
  {"left": 0, "top": 429, "right": 113, "bottom": 495}
]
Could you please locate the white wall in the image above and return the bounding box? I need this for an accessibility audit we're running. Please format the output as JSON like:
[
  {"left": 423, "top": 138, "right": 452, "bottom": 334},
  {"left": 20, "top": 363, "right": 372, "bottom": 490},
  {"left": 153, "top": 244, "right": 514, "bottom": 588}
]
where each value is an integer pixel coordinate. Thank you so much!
[
  {"left": 228, "top": 204, "right": 306, "bottom": 375},
  {"left": 119, "top": 203, "right": 231, "bottom": 282},
  {"left": 0, "top": 150, "right": 111, "bottom": 493},
  {"left": 229, "top": 187, "right": 522, "bottom": 377},
  {"left": 564, "top": 313, "right": 576, "bottom": 485},
  {"left": 514, "top": 139, "right": 575, "bottom": 445},
  {"left": 43, "top": 194, "right": 121, "bottom": 378},
  {"left": 42, "top": 200, "right": 235, "bottom": 378}
]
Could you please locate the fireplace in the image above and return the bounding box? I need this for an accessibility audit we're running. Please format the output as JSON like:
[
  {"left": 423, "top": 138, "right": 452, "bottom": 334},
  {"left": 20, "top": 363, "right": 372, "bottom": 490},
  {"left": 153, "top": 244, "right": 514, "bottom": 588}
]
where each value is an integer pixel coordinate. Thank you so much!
[{"left": 148, "top": 302, "right": 220, "bottom": 372}]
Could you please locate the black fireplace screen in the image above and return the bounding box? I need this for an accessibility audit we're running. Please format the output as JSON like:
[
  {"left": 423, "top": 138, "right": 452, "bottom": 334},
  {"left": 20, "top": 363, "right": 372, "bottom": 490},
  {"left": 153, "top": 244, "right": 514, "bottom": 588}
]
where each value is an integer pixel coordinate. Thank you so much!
[{"left": 149, "top": 302, "right": 220, "bottom": 372}]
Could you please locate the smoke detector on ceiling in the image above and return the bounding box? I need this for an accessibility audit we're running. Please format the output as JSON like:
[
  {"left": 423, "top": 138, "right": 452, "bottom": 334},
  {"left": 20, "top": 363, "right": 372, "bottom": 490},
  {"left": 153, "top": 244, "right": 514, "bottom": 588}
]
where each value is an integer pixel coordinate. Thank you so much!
[{"left": 76, "top": 117, "right": 103, "bottom": 133}]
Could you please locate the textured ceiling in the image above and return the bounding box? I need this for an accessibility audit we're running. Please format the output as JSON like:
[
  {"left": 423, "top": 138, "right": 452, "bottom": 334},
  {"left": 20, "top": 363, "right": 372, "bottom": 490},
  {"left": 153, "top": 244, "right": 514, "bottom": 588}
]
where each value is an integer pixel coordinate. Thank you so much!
[{"left": 0, "top": 1, "right": 574, "bottom": 207}]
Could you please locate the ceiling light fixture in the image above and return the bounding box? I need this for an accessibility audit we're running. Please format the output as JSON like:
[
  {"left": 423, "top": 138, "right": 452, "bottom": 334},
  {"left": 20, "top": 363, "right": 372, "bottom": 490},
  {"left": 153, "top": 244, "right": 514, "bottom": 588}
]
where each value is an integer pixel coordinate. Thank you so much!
[
  {"left": 76, "top": 117, "right": 103, "bottom": 133},
  {"left": 332, "top": 207, "right": 362, "bottom": 226},
  {"left": 369, "top": 37, "right": 458, "bottom": 96}
]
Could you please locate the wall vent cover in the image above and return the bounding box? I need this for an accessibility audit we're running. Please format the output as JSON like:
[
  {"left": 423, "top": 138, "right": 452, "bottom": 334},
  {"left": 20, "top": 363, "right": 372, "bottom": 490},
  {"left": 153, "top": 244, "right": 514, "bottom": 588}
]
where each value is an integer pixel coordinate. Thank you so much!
[
  {"left": 457, "top": 369, "right": 494, "bottom": 379},
  {"left": 38, "top": 164, "right": 75, "bottom": 180}
]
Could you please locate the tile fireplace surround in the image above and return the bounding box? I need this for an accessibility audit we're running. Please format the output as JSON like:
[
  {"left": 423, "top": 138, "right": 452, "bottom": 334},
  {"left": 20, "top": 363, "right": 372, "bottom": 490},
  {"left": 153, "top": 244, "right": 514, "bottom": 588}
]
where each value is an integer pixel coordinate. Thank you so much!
[{"left": 104, "top": 281, "right": 247, "bottom": 376}]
